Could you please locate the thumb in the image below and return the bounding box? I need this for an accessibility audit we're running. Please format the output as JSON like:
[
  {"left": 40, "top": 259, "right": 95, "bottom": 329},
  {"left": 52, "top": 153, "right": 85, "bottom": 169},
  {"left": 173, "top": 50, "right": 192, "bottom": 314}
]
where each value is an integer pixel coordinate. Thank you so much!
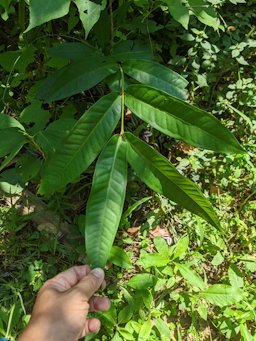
[{"left": 75, "top": 268, "right": 105, "bottom": 300}]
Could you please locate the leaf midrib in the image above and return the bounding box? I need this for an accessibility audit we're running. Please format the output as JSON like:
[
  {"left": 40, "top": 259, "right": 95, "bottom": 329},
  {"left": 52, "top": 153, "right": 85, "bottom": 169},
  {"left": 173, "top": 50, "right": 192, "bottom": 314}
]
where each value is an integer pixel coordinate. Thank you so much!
[
  {"left": 126, "top": 88, "right": 236, "bottom": 149},
  {"left": 46, "top": 94, "right": 120, "bottom": 181},
  {"left": 128, "top": 139, "right": 217, "bottom": 225}
]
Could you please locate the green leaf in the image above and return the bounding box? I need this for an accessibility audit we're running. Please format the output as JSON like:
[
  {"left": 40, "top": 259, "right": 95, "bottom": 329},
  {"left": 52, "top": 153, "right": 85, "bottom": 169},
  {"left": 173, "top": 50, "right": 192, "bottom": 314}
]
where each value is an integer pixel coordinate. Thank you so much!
[
  {"left": 73, "top": 0, "right": 106, "bottom": 38},
  {"left": 125, "top": 133, "right": 220, "bottom": 228},
  {"left": 240, "top": 324, "right": 254, "bottom": 341},
  {"left": 39, "top": 93, "right": 121, "bottom": 194},
  {"left": 198, "top": 284, "right": 243, "bottom": 307},
  {"left": 154, "top": 318, "right": 170, "bottom": 341},
  {"left": 85, "top": 135, "right": 127, "bottom": 268},
  {"left": 49, "top": 42, "right": 103, "bottom": 62},
  {"left": 0, "top": 128, "right": 25, "bottom": 158},
  {"left": 38, "top": 59, "right": 117, "bottom": 103},
  {"left": 138, "top": 319, "right": 152, "bottom": 341},
  {"left": 126, "top": 274, "right": 157, "bottom": 290},
  {"left": 228, "top": 264, "right": 244, "bottom": 288},
  {"left": 35, "top": 118, "right": 76, "bottom": 156},
  {"left": 0, "top": 113, "right": 25, "bottom": 131},
  {"left": 123, "top": 59, "right": 188, "bottom": 99},
  {"left": 108, "top": 40, "right": 153, "bottom": 63},
  {"left": 20, "top": 102, "right": 50, "bottom": 134},
  {"left": 175, "top": 263, "right": 206, "bottom": 290},
  {"left": 172, "top": 236, "right": 189, "bottom": 260},
  {"left": 137, "top": 250, "right": 170, "bottom": 269},
  {"left": 25, "top": 0, "right": 71, "bottom": 32},
  {"left": 164, "top": 0, "right": 190, "bottom": 29},
  {"left": 188, "top": 0, "right": 220, "bottom": 29},
  {"left": 118, "top": 305, "right": 134, "bottom": 324},
  {"left": 125, "top": 85, "right": 245, "bottom": 154},
  {"left": 109, "top": 246, "right": 133, "bottom": 269}
]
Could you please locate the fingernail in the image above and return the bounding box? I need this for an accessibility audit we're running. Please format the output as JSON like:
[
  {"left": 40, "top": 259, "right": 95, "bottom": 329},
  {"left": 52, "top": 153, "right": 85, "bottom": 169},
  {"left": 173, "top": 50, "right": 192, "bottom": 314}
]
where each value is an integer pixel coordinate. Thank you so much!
[{"left": 91, "top": 268, "right": 104, "bottom": 279}]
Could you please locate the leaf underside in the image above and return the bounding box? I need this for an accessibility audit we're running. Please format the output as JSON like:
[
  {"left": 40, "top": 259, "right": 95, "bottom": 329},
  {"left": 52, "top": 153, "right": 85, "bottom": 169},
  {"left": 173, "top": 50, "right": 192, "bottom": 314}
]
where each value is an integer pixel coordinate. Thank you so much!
[
  {"left": 85, "top": 135, "right": 127, "bottom": 268},
  {"left": 123, "top": 59, "right": 188, "bottom": 99},
  {"left": 39, "top": 93, "right": 121, "bottom": 194},
  {"left": 125, "top": 85, "right": 245, "bottom": 154},
  {"left": 125, "top": 132, "right": 220, "bottom": 228}
]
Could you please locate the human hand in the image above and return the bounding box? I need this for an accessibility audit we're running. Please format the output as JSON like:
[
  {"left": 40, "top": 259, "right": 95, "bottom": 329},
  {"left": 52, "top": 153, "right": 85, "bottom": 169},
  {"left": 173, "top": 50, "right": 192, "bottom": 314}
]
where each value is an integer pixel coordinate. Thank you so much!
[{"left": 17, "top": 265, "right": 110, "bottom": 341}]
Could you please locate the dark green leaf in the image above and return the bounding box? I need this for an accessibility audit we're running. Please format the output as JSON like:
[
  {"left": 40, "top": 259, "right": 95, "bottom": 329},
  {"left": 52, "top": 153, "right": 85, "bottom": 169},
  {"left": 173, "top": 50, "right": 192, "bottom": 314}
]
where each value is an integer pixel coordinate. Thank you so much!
[
  {"left": 49, "top": 42, "right": 103, "bottom": 62},
  {"left": 39, "top": 93, "right": 121, "bottom": 194},
  {"left": 38, "top": 60, "right": 118, "bottom": 103},
  {"left": 123, "top": 59, "right": 188, "bottom": 99},
  {"left": 126, "top": 133, "right": 220, "bottom": 228},
  {"left": 125, "top": 85, "right": 245, "bottom": 154},
  {"left": 35, "top": 118, "right": 76, "bottom": 156},
  {"left": 85, "top": 135, "right": 127, "bottom": 268},
  {"left": 107, "top": 40, "right": 153, "bottom": 63}
]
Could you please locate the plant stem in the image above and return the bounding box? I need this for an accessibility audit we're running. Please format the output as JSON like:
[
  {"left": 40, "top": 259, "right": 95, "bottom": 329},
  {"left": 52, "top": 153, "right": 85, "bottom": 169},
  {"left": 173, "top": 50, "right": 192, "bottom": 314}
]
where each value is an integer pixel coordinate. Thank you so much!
[
  {"left": 119, "top": 65, "right": 125, "bottom": 136},
  {"left": 24, "top": 133, "right": 46, "bottom": 159}
]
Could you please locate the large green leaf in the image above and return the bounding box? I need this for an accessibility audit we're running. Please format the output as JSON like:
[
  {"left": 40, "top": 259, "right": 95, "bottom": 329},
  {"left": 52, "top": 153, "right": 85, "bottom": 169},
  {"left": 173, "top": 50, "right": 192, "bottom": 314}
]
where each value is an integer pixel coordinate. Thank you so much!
[
  {"left": 107, "top": 40, "right": 153, "bottom": 63},
  {"left": 85, "top": 135, "right": 127, "bottom": 268},
  {"left": 125, "top": 133, "right": 220, "bottom": 228},
  {"left": 198, "top": 284, "right": 243, "bottom": 307},
  {"left": 25, "top": 0, "right": 71, "bottom": 32},
  {"left": 175, "top": 263, "right": 206, "bottom": 290},
  {"left": 39, "top": 93, "right": 121, "bottom": 194},
  {"left": 125, "top": 85, "right": 245, "bottom": 154},
  {"left": 49, "top": 42, "right": 104, "bottom": 62},
  {"left": 73, "top": 0, "right": 106, "bottom": 38},
  {"left": 123, "top": 59, "right": 188, "bottom": 99},
  {"left": 38, "top": 59, "right": 118, "bottom": 103}
]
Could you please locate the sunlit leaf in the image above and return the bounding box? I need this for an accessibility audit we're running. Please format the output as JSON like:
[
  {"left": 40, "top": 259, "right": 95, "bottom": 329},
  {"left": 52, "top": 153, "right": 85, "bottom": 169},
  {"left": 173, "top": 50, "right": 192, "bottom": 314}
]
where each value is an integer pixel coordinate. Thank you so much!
[
  {"left": 199, "top": 284, "right": 243, "bottom": 307},
  {"left": 123, "top": 59, "right": 188, "bottom": 99},
  {"left": 126, "top": 133, "right": 220, "bottom": 228},
  {"left": 125, "top": 85, "right": 245, "bottom": 154},
  {"left": 85, "top": 135, "right": 127, "bottom": 268},
  {"left": 39, "top": 93, "right": 121, "bottom": 194}
]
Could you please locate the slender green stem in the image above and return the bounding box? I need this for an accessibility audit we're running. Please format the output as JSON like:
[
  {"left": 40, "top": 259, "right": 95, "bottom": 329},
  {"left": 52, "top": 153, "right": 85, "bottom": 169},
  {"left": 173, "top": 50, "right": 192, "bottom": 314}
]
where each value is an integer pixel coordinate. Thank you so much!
[
  {"left": 119, "top": 65, "right": 125, "bottom": 136},
  {"left": 24, "top": 133, "right": 46, "bottom": 159}
]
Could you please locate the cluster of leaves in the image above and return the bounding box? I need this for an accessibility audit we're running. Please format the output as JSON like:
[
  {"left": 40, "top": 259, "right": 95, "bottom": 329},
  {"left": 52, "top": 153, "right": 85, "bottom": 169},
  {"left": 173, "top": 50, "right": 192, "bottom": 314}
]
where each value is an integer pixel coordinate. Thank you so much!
[{"left": 0, "top": 0, "right": 255, "bottom": 340}]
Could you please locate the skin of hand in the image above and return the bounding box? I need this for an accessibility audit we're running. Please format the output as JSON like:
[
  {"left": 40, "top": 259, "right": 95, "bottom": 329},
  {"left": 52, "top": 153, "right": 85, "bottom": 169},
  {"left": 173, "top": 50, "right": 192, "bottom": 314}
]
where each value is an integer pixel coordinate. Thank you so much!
[{"left": 17, "top": 265, "right": 110, "bottom": 341}]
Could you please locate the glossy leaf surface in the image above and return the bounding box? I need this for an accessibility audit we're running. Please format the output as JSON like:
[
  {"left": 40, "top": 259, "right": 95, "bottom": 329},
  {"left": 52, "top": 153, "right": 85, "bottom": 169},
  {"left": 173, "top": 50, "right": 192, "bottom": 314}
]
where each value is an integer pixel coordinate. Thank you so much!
[
  {"left": 123, "top": 59, "right": 188, "bottom": 99},
  {"left": 39, "top": 93, "right": 121, "bottom": 194},
  {"left": 38, "top": 60, "right": 117, "bottom": 103},
  {"left": 85, "top": 135, "right": 127, "bottom": 268},
  {"left": 126, "top": 133, "right": 220, "bottom": 228},
  {"left": 125, "top": 85, "right": 245, "bottom": 154}
]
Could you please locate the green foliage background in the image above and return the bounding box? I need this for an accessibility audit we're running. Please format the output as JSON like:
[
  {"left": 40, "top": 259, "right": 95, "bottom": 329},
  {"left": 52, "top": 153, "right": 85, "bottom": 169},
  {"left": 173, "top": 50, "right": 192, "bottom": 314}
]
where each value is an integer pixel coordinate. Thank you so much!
[{"left": 0, "top": 0, "right": 255, "bottom": 340}]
